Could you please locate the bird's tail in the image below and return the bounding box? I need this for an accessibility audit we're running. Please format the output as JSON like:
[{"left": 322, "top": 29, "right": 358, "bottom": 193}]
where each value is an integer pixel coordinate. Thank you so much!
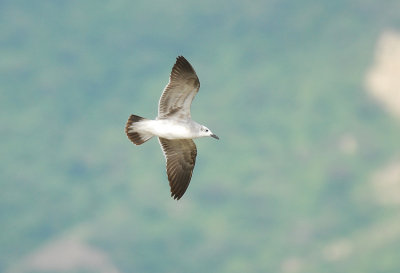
[{"left": 125, "top": 115, "right": 153, "bottom": 145}]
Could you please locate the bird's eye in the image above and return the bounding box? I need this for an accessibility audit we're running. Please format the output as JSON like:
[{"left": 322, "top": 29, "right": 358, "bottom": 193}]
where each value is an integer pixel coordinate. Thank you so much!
[{"left": 205, "top": 129, "right": 209, "bottom": 132}]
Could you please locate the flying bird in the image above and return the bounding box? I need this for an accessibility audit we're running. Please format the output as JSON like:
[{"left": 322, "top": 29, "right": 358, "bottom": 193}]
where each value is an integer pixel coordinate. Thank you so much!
[{"left": 125, "top": 56, "right": 219, "bottom": 200}]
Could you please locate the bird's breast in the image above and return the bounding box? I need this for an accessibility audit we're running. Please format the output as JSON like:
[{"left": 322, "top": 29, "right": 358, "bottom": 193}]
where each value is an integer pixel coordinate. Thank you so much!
[{"left": 148, "top": 120, "right": 193, "bottom": 139}]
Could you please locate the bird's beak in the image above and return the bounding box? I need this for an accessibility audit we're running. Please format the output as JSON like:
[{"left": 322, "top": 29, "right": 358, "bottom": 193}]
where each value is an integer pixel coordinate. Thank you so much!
[{"left": 211, "top": 134, "right": 219, "bottom": 140}]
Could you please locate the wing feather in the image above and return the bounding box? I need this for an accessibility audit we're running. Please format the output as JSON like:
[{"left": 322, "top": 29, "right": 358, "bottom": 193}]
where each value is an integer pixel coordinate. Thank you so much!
[
  {"left": 158, "top": 56, "right": 200, "bottom": 119},
  {"left": 159, "top": 138, "right": 197, "bottom": 200}
]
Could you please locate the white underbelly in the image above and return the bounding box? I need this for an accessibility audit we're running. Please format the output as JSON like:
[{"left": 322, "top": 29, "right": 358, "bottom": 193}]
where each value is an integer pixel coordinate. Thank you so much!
[{"left": 140, "top": 120, "right": 193, "bottom": 139}]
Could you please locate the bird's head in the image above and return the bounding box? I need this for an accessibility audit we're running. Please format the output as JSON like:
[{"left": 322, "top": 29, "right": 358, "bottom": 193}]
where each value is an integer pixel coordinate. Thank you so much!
[{"left": 200, "top": 126, "right": 219, "bottom": 139}]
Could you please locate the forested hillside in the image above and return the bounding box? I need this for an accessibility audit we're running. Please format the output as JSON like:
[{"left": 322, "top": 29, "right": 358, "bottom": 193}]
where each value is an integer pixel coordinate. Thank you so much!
[{"left": 1, "top": 0, "right": 400, "bottom": 272}]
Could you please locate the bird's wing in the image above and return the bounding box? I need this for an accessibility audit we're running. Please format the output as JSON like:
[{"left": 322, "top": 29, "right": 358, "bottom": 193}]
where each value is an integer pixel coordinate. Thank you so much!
[
  {"left": 158, "top": 56, "right": 200, "bottom": 120},
  {"left": 158, "top": 137, "right": 197, "bottom": 200}
]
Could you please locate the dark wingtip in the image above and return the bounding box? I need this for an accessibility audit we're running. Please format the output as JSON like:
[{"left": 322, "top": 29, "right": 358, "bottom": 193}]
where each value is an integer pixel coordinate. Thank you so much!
[
  {"left": 169, "top": 55, "right": 199, "bottom": 87},
  {"left": 170, "top": 183, "right": 186, "bottom": 200},
  {"left": 172, "top": 193, "right": 182, "bottom": 200},
  {"left": 174, "top": 56, "right": 191, "bottom": 69}
]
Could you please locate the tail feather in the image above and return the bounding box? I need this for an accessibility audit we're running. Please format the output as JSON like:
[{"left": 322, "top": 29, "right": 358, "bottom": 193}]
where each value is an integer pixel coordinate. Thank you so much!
[{"left": 125, "top": 115, "right": 153, "bottom": 145}]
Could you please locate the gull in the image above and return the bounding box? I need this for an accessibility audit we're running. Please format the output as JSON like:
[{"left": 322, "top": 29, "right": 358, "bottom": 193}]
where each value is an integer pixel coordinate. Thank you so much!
[{"left": 125, "top": 56, "right": 219, "bottom": 200}]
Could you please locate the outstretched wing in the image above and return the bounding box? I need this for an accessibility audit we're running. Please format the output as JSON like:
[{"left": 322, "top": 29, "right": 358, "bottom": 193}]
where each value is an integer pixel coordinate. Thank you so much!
[
  {"left": 158, "top": 137, "right": 197, "bottom": 200},
  {"left": 158, "top": 56, "right": 200, "bottom": 120}
]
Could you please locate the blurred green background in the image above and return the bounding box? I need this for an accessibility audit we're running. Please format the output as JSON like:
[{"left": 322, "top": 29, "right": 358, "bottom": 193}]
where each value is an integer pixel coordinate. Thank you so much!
[{"left": 2, "top": 0, "right": 400, "bottom": 272}]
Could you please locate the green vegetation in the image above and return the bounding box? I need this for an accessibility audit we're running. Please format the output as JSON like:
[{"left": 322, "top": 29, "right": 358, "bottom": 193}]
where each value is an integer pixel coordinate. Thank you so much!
[{"left": 1, "top": 0, "right": 400, "bottom": 272}]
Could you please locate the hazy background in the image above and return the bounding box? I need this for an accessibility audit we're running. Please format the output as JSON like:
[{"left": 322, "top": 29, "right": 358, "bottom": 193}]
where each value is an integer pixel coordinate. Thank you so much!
[{"left": 2, "top": 0, "right": 400, "bottom": 272}]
